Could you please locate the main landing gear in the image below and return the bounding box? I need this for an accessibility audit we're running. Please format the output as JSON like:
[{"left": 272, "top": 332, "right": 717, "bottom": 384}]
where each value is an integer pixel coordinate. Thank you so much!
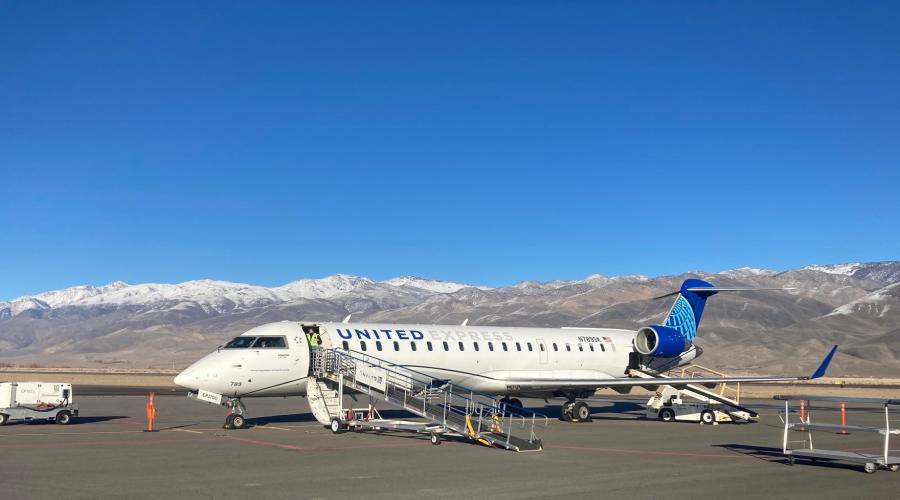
[
  {"left": 561, "top": 399, "right": 592, "bottom": 423},
  {"left": 223, "top": 398, "right": 248, "bottom": 430}
]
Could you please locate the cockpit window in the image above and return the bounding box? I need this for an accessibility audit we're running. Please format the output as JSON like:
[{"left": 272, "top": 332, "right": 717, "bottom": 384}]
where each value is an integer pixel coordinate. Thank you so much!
[
  {"left": 252, "top": 336, "right": 287, "bottom": 348},
  {"left": 224, "top": 337, "right": 257, "bottom": 349}
]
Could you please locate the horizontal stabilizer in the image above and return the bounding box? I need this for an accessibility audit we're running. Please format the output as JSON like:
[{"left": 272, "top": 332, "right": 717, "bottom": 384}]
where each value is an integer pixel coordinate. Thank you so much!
[{"left": 652, "top": 287, "right": 795, "bottom": 300}]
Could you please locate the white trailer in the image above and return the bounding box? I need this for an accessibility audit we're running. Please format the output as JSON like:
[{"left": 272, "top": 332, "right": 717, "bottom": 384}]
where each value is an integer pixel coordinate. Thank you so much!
[{"left": 0, "top": 382, "right": 78, "bottom": 425}]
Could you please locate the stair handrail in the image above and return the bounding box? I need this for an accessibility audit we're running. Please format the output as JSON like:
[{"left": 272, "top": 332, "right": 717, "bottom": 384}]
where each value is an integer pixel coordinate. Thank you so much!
[{"left": 312, "top": 346, "right": 548, "bottom": 446}]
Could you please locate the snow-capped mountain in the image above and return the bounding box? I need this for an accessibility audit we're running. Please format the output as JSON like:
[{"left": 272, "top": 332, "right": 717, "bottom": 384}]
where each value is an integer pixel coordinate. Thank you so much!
[
  {"left": 381, "top": 276, "right": 482, "bottom": 294},
  {"left": 1, "top": 262, "right": 899, "bottom": 375},
  {"left": 826, "top": 282, "right": 900, "bottom": 318},
  {"left": 802, "top": 261, "right": 900, "bottom": 283},
  {"left": 0, "top": 274, "right": 483, "bottom": 317}
]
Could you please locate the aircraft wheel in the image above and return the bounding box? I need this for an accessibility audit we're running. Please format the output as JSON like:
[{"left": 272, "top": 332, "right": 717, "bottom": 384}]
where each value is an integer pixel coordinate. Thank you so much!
[
  {"left": 55, "top": 411, "right": 72, "bottom": 425},
  {"left": 224, "top": 414, "right": 236, "bottom": 429},
  {"left": 700, "top": 410, "right": 715, "bottom": 425},
  {"left": 659, "top": 408, "right": 676, "bottom": 422},
  {"left": 430, "top": 433, "right": 441, "bottom": 445},
  {"left": 864, "top": 463, "right": 877, "bottom": 474},
  {"left": 560, "top": 404, "right": 573, "bottom": 422},
  {"left": 0, "top": 413, "right": 8, "bottom": 426},
  {"left": 573, "top": 402, "right": 591, "bottom": 422},
  {"left": 330, "top": 418, "right": 343, "bottom": 434},
  {"left": 231, "top": 414, "right": 246, "bottom": 429}
]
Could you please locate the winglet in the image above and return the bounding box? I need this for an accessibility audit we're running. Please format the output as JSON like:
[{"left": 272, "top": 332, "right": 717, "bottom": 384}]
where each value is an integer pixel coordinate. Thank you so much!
[{"left": 811, "top": 345, "right": 838, "bottom": 379}]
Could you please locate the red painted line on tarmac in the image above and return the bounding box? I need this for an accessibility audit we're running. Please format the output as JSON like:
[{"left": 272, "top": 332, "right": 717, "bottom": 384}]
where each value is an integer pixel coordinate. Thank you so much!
[
  {"left": 226, "top": 436, "right": 309, "bottom": 451},
  {"left": 549, "top": 445, "right": 754, "bottom": 460}
]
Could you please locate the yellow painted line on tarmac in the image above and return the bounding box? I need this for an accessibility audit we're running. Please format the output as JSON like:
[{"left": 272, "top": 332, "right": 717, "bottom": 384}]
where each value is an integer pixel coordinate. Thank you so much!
[
  {"left": 254, "top": 425, "right": 292, "bottom": 431},
  {"left": 170, "top": 428, "right": 204, "bottom": 434}
]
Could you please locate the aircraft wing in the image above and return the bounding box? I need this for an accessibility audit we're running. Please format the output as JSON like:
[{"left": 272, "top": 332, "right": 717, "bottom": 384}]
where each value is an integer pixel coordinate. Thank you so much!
[{"left": 501, "top": 345, "right": 838, "bottom": 392}]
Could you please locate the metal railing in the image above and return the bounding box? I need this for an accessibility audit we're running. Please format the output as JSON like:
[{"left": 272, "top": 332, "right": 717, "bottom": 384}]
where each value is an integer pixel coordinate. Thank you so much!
[
  {"left": 310, "top": 347, "right": 548, "bottom": 449},
  {"left": 679, "top": 364, "right": 741, "bottom": 404}
]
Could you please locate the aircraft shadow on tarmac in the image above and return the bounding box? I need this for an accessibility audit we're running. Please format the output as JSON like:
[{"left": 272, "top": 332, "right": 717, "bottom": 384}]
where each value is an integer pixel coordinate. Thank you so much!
[
  {"left": 242, "top": 402, "right": 649, "bottom": 426},
  {"left": 538, "top": 401, "right": 646, "bottom": 421},
  {"left": 713, "top": 444, "right": 868, "bottom": 472}
]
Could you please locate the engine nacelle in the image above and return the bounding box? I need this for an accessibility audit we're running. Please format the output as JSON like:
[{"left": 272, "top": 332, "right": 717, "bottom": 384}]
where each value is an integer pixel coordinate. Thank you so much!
[{"left": 634, "top": 325, "right": 690, "bottom": 358}]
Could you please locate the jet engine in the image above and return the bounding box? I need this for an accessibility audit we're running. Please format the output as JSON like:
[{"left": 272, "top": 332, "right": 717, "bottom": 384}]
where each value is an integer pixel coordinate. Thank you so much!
[{"left": 633, "top": 325, "right": 690, "bottom": 358}]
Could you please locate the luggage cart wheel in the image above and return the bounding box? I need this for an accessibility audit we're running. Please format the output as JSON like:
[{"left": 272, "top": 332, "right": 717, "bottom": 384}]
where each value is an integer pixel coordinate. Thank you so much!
[
  {"left": 700, "top": 410, "right": 715, "bottom": 425},
  {"left": 430, "top": 433, "right": 441, "bottom": 446},
  {"left": 788, "top": 455, "right": 795, "bottom": 466},
  {"left": 888, "top": 464, "right": 899, "bottom": 472},
  {"left": 330, "top": 418, "right": 343, "bottom": 434},
  {"left": 0, "top": 413, "right": 8, "bottom": 426},
  {"left": 864, "top": 463, "right": 876, "bottom": 474}
]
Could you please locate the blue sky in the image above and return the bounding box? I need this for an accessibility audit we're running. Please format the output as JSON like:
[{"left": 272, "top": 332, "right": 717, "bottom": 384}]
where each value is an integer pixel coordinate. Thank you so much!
[{"left": 1, "top": 1, "right": 898, "bottom": 300}]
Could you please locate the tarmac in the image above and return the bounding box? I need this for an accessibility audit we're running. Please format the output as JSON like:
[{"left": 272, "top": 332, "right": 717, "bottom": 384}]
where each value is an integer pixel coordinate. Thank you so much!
[{"left": 1, "top": 392, "right": 898, "bottom": 499}]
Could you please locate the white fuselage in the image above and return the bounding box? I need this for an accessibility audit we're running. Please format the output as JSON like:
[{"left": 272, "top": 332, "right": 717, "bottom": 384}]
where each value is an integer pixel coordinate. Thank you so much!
[{"left": 174, "top": 320, "right": 638, "bottom": 398}]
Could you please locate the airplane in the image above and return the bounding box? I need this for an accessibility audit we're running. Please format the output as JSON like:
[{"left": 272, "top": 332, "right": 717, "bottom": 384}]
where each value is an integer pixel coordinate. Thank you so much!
[{"left": 174, "top": 278, "right": 838, "bottom": 428}]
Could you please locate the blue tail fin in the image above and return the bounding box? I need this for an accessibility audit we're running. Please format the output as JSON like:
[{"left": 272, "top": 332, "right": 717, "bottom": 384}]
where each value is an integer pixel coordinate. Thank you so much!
[{"left": 662, "top": 279, "right": 718, "bottom": 344}]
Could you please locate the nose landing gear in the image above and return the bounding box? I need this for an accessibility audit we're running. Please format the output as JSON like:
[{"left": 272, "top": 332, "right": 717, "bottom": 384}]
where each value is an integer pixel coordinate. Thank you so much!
[{"left": 223, "top": 398, "right": 248, "bottom": 429}]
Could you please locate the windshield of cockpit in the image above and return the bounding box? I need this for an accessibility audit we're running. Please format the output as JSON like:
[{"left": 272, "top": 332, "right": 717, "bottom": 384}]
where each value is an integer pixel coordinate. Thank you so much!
[
  {"left": 223, "top": 336, "right": 288, "bottom": 349},
  {"left": 224, "top": 336, "right": 256, "bottom": 349}
]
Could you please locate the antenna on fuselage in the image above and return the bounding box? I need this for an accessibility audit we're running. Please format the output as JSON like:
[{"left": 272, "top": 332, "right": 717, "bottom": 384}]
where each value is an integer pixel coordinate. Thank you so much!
[
  {"left": 342, "top": 314, "right": 352, "bottom": 323},
  {"left": 461, "top": 318, "right": 468, "bottom": 326}
]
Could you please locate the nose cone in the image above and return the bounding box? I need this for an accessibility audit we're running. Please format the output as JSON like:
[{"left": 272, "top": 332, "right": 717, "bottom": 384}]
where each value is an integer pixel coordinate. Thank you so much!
[{"left": 174, "top": 366, "right": 200, "bottom": 391}]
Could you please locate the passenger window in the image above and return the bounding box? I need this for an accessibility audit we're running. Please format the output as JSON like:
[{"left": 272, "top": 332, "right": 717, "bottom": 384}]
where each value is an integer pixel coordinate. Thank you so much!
[
  {"left": 360, "top": 341, "right": 367, "bottom": 351},
  {"left": 427, "top": 341, "right": 433, "bottom": 351},
  {"left": 528, "top": 343, "right": 534, "bottom": 351},
  {"left": 565, "top": 343, "right": 571, "bottom": 352},
  {"left": 502, "top": 342, "right": 508, "bottom": 351},
  {"left": 552, "top": 343, "right": 558, "bottom": 352},
  {"left": 224, "top": 336, "right": 256, "bottom": 349},
  {"left": 342, "top": 341, "right": 349, "bottom": 351},
  {"left": 411, "top": 342, "right": 417, "bottom": 351},
  {"left": 488, "top": 342, "right": 494, "bottom": 351},
  {"left": 589, "top": 344, "right": 595, "bottom": 352},
  {"left": 600, "top": 344, "right": 606, "bottom": 352},
  {"left": 474, "top": 342, "right": 480, "bottom": 351},
  {"left": 578, "top": 344, "right": 583, "bottom": 352},
  {"left": 376, "top": 341, "right": 383, "bottom": 351},
  {"left": 458, "top": 341, "right": 465, "bottom": 351},
  {"left": 252, "top": 336, "right": 286, "bottom": 348},
  {"left": 393, "top": 341, "right": 400, "bottom": 351},
  {"left": 443, "top": 341, "right": 449, "bottom": 351},
  {"left": 538, "top": 343, "right": 543, "bottom": 352},
  {"left": 516, "top": 342, "right": 521, "bottom": 352}
]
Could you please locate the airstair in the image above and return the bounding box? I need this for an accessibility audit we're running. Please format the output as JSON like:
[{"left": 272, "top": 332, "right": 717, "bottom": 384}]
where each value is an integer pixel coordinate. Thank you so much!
[
  {"left": 629, "top": 366, "right": 758, "bottom": 422},
  {"left": 308, "top": 347, "right": 547, "bottom": 452}
]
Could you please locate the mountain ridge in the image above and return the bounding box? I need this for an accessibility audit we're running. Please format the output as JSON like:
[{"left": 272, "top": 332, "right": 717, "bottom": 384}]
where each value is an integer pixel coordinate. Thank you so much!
[{"left": 1, "top": 262, "right": 898, "bottom": 376}]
